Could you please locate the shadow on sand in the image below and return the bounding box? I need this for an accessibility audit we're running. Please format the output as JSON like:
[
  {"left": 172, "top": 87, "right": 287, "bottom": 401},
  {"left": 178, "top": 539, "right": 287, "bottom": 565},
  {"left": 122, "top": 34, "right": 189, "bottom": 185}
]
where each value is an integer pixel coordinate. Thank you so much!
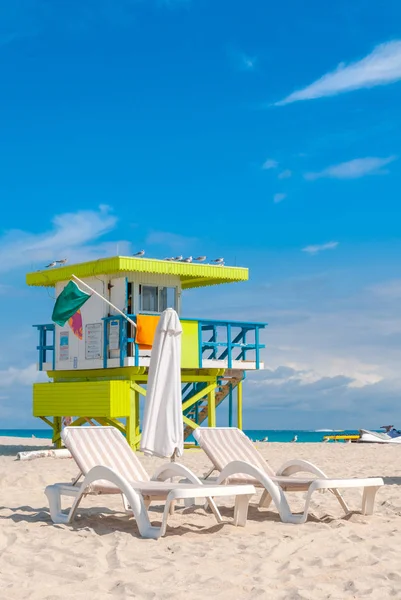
[
  {"left": 0, "top": 444, "right": 53, "bottom": 457},
  {"left": 374, "top": 476, "right": 401, "bottom": 486},
  {"left": 0, "top": 504, "right": 228, "bottom": 538}
]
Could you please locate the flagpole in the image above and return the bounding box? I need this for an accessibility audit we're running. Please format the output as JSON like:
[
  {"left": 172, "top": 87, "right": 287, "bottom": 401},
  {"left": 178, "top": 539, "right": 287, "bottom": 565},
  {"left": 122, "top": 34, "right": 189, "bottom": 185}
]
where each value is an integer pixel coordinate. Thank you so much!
[{"left": 71, "top": 274, "right": 137, "bottom": 329}]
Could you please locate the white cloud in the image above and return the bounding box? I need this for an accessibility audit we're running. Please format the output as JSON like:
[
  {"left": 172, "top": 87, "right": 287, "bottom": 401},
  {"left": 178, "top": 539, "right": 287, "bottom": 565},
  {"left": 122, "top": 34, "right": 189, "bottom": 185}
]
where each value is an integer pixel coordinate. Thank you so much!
[
  {"left": 302, "top": 241, "right": 339, "bottom": 255},
  {"left": 226, "top": 47, "right": 257, "bottom": 72},
  {"left": 0, "top": 364, "right": 48, "bottom": 387},
  {"left": 247, "top": 366, "right": 384, "bottom": 418},
  {"left": 278, "top": 169, "right": 292, "bottom": 179},
  {"left": 276, "top": 40, "right": 401, "bottom": 105},
  {"left": 262, "top": 158, "right": 278, "bottom": 170},
  {"left": 305, "top": 156, "right": 396, "bottom": 181},
  {"left": 216, "top": 270, "right": 401, "bottom": 427},
  {"left": 0, "top": 205, "right": 127, "bottom": 273},
  {"left": 273, "top": 193, "right": 287, "bottom": 204},
  {"left": 239, "top": 53, "right": 257, "bottom": 71},
  {"left": 370, "top": 279, "right": 401, "bottom": 299},
  {"left": 249, "top": 367, "right": 356, "bottom": 392}
]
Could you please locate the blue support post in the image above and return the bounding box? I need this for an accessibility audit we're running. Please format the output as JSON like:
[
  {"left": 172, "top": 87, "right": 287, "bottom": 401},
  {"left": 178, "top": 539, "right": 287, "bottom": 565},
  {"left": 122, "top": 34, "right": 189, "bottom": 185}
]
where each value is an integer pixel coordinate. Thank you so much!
[
  {"left": 134, "top": 339, "right": 139, "bottom": 367},
  {"left": 51, "top": 327, "right": 55, "bottom": 370},
  {"left": 44, "top": 327, "right": 50, "bottom": 367},
  {"left": 255, "top": 326, "right": 260, "bottom": 369},
  {"left": 198, "top": 321, "right": 203, "bottom": 368},
  {"left": 44, "top": 328, "right": 48, "bottom": 366},
  {"left": 34, "top": 325, "right": 55, "bottom": 371},
  {"left": 126, "top": 313, "right": 137, "bottom": 366},
  {"left": 38, "top": 327, "right": 44, "bottom": 371},
  {"left": 227, "top": 323, "right": 232, "bottom": 369},
  {"left": 119, "top": 317, "right": 126, "bottom": 367},
  {"left": 103, "top": 319, "right": 108, "bottom": 369}
]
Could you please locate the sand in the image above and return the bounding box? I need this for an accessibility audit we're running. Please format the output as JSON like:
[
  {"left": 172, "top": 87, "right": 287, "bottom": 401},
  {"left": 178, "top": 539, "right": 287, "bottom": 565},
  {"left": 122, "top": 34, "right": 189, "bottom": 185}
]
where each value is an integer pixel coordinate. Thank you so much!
[{"left": 0, "top": 437, "right": 401, "bottom": 599}]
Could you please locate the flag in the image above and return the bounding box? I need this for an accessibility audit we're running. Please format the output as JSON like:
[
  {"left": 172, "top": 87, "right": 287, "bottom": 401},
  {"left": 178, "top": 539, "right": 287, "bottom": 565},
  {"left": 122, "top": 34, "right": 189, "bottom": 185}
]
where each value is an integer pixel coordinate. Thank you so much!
[
  {"left": 52, "top": 281, "right": 91, "bottom": 327},
  {"left": 68, "top": 309, "right": 83, "bottom": 340}
]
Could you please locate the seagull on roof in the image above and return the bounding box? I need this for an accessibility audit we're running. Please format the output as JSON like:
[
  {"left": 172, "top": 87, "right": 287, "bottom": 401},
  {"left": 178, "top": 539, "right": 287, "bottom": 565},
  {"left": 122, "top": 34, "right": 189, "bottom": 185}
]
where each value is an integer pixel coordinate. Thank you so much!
[
  {"left": 174, "top": 255, "right": 183, "bottom": 261},
  {"left": 194, "top": 256, "right": 206, "bottom": 262},
  {"left": 182, "top": 256, "right": 192, "bottom": 263},
  {"left": 133, "top": 250, "right": 145, "bottom": 257},
  {"left": 164, "top": 257, "right": 174, "bottom": 261},
  {"left": 56, "top": 258, "right": 68, "bottom": 265},
  {"left": 211, "top": 258, "right": 224, "bottom": 265},
  {"left": 45, "top": 261, "right": 57, "bottom": 268}
]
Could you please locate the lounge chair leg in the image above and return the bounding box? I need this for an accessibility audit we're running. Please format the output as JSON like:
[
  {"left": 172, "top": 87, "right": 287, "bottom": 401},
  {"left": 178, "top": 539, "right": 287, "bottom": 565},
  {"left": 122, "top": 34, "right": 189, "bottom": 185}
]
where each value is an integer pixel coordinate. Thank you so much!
[
  {"left": 330, "top": 489, "right": 350, "bottom": 514},
  {"left": 45, "top": 485, "right": 64, "bottom": 523},
  {"left": 259, "top": 489, "right": 272, "bottom": 509},
  {"left": 361, "top": 486, "right": 380, "bottom": 515},
  {"left": 45, "top": 485, "right": 85, "bottom": 525},
  {"left": 205, "top": 497, "right": 223, "bottom": 523},
  {"left": 234, "top": 494, "right": 252, "bottom": 527}
]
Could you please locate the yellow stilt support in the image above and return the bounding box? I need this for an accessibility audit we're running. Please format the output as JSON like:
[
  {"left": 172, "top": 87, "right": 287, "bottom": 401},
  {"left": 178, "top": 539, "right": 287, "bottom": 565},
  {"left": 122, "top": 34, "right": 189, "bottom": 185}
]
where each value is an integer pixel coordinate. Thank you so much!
[
  {"left": 183, "top": 415, "right": 199, "bottom": 430},
  {"left": 36, "top": 369, "right": 234, "bottom": 445},
  {"left": 237, "top": 381, "right": 243, "bottom": 430},
  {"left": 208, "top": 387, "right": 216, "bottom": 427},
  {"left": 53, "top": 417, "right": 62, "bottom": 448},
  {"left": 182, "top": 382, "right": 216, "bottom": 412},
  {"left": 127, "top": 385, "right": 141, "bottom": 449}
]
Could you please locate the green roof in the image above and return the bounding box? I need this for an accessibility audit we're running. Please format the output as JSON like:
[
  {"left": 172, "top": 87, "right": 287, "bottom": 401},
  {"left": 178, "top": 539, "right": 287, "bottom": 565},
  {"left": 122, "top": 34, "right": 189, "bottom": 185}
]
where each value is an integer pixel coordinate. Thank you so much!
[{"left": 26, "top": 256, "right": 249, "bottom": 289}]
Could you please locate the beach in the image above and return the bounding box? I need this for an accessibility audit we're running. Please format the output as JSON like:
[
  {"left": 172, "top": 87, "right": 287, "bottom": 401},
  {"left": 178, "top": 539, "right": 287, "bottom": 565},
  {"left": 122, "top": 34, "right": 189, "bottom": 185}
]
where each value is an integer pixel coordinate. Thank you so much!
[{"left": 1, "top": 437, "right": 401, "bottom": 599}]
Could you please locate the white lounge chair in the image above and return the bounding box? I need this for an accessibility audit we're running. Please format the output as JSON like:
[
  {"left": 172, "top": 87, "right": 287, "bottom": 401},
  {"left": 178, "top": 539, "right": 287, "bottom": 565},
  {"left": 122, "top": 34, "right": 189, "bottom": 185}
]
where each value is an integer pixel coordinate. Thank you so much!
[
  {"left": 193, "top": 427, "right": 384, "bottom": 524},
  {"left": 45, "top": 426, "right": 255, "bottom": 539}
]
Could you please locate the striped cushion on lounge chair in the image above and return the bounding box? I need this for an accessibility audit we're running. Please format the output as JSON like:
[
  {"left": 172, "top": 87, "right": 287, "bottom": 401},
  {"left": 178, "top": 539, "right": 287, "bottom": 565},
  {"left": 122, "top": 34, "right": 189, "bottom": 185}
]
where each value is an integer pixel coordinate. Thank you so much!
[
  {"left": 194, "top": 427, "right": 276, "bottom": 483},
  {"left": 62, "top": 426, "right": 150, "bottom": 493}
]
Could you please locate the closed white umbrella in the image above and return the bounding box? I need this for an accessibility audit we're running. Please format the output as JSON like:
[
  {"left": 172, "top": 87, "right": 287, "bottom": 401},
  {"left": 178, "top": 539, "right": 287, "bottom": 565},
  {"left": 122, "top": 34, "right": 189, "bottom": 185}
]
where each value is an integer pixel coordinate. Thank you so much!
[{"left": 140, "top": 308, "right": 184, "bottom": 459}]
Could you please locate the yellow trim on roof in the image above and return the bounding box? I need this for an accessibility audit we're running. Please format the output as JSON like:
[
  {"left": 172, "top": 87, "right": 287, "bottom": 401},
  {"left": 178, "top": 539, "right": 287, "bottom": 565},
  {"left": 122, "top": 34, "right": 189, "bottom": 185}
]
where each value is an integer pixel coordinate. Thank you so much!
[{"left": 26, "top": 256, "right": 248, "bottom": 289}]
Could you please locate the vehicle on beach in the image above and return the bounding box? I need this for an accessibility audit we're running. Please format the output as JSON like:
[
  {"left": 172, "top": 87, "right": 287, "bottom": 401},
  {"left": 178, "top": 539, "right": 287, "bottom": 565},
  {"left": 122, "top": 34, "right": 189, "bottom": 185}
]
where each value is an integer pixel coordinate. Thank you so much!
[{"left": 358, "top": 425, "right": 401, "bottom": 444}]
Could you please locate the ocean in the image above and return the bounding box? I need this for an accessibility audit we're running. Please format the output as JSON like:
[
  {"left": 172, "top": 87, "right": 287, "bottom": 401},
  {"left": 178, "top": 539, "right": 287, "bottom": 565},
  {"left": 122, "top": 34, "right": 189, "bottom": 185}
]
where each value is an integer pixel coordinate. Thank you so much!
[
  {"left": 0, "top": 429, "right": 361, "bottom": 443},
  {"left": 244, "top": 430, "right": 360, "bottom": 443}
]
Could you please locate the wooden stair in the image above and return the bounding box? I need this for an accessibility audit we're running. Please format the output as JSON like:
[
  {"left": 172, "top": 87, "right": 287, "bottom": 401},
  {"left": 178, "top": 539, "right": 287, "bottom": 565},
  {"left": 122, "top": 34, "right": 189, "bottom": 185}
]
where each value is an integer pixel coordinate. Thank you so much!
[{"left": 183, "top": 369, "right": 244, "bottom": 440}]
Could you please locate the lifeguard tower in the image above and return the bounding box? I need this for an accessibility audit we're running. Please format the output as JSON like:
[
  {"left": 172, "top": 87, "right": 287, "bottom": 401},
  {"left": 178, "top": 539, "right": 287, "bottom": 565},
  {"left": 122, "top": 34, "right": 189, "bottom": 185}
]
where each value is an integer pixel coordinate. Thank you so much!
[{"left": 27, "top": 256, "right": 266, "bottom": 448}]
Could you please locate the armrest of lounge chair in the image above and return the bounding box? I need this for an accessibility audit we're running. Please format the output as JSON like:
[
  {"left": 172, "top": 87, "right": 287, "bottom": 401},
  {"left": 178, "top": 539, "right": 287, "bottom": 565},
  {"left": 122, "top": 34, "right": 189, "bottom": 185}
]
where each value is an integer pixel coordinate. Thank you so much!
[
  {"left": 276, "top": 459, "right": 329, "bottom": 478},
  {"left": 150, "top": 462, "right": 203, "bottom": 484}
]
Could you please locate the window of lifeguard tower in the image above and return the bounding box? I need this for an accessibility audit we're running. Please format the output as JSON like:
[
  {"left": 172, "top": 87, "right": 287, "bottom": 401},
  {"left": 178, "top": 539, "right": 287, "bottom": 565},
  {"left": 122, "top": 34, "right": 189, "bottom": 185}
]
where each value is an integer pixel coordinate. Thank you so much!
[{"left": 139, "top": 285, "right": 177, "bottom": 313}]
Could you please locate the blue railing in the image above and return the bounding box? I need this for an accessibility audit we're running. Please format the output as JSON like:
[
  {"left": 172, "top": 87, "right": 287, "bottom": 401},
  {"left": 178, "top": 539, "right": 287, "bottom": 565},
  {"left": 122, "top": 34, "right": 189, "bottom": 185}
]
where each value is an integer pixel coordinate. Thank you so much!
[
  {"left": 33, "top": 324, "right": 55, "bottom": 370},
  {"left": 102, "top": 314, "right": 138, "bottom": 368},
  {"left": 195, "top": 319, "right": 266, "bottom": 369},
  {"left": 35, "top": 315, "right": 266, "bottom": 370}
]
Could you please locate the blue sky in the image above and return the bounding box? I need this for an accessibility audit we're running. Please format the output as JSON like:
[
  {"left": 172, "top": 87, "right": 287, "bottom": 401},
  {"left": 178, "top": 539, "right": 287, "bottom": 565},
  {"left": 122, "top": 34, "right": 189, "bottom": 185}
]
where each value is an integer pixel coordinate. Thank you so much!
[{"left": 1, "top": 0, "right": 401, "bottom": 430}]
